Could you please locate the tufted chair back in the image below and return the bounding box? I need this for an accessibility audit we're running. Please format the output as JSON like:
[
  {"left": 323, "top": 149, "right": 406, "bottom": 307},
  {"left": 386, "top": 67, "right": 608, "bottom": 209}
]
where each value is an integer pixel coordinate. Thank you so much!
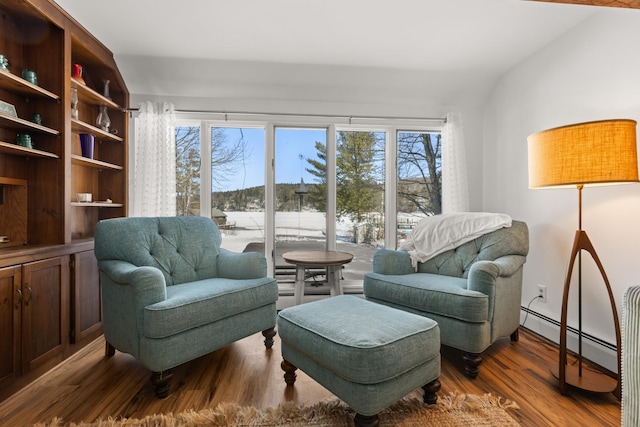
[
  {"left": 95, "top": 216, "right": 222, "bottom": 286},
  {"left": 416, "top": 220, "right": 529, "bottom": 278}
]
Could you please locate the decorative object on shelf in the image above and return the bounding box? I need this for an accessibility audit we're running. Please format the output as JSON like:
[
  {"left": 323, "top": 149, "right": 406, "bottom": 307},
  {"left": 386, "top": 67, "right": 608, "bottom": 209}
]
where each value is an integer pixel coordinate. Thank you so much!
[
  {"left": 21, "top": 69, "right": 37, "bottom": 85},
  {"left": 76, "top": 193, "right": 92, "bottom": 203},
  {"left": 70, "top": 87, "right": 78, "bottom": 120},
  {"left": 96, "top": 104, "right": 111, "bottom": 132},
  {"left": 72, "top": 63, "right": 85, "bottom": 84},
  {"left": 79, "top": 133, "right": 95, "bottom": 159},
  {"left": 30, "top": 113, "right": 42, "bottom": 125},
  {"left": 528, "top": 119, "right": 639, "bottom": 399},
  {"left": 0, "top": 100, "right": 17, "bottom": 117},
  {"left": 16, "top": 133, "right": 32, "bottom": 149},
  {"left": 102, "top": 79, "right": 111, "bottom": 100},
  {"left": 0, "top": 54, "right": 9, "bottom": 71}
]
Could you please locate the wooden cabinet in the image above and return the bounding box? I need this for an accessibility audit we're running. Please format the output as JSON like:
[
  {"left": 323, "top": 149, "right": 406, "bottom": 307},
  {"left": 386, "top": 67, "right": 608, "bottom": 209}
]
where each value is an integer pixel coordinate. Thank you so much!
[
  {"left": 21, "top": 256, "right": 70, "bottom": 373},
  {"left": 71, "top": 250, "right": 101, "bottom": 345},
  {"left": 0, "top": 0, "right": 128, "bottom": 398},
  {"left": 0, "top": 256, "right": 69, "bottom": 391},
  {"left": 0, "top": 265, "right": 21, "bottom": 389}
]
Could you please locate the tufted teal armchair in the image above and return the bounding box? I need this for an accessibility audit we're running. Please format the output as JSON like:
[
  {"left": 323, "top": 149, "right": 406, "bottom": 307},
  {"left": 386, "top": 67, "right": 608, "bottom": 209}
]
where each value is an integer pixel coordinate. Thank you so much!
[
  {"left": 364, "top": 220, "right": 528, "bottom": 378},
  {"left": 94, "top": 216, "right": 278, "bottom": 398}
]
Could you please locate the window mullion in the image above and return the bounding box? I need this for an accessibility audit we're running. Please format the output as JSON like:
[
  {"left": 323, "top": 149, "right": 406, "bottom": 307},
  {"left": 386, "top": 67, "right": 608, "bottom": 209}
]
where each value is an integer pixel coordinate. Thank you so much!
[{"left": 200, "top": 122, "right": 212, "bottom": 218}]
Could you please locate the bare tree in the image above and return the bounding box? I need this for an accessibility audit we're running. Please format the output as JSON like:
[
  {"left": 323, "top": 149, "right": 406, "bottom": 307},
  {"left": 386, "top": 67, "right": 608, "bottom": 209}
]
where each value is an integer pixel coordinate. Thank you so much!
[
  {"left": 175, "top": 127, "right": 252, "bottom": 216},
  {"left": 397, "top": 132, "right": 442, "bottom": 215},
  {"left": 176, "top": 126, "right": 200, "bottom": 216},
  {"left": 211, "top": 128, "right": 252, "bottom": 192}
]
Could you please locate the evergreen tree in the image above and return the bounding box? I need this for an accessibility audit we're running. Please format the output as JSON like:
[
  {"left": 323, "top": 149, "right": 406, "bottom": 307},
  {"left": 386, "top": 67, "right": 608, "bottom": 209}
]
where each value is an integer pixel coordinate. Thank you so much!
[
  {"left": 305, "top": 132, "right": 383, "bottom": 222},
  {"left": 305, "top": 141, "right": 327, "bottom": 212},
  {"left": 336, "top": 131, "right": 382, "bottom": 222}
]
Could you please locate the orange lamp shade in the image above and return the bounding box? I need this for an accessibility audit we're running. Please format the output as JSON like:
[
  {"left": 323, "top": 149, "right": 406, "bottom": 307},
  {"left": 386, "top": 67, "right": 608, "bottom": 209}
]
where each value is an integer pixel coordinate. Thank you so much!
[{"left": 527, "top": 119, "right": 639, "bottom": 189}]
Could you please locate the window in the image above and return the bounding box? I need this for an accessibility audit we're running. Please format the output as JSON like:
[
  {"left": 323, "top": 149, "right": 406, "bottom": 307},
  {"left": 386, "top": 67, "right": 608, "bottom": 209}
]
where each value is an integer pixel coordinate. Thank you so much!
[
  {"left": 174, "top": 117, "right": 442, "bottom": 294},
  {"left": 396, "top": 131, "right": 442, "bottom": 246}
]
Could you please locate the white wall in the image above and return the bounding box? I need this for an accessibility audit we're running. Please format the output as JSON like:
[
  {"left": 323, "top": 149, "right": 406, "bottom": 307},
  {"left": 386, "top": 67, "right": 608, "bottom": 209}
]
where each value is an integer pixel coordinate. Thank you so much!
[{"left": 483, "top": 8, "right": 640, "bottom": 371}]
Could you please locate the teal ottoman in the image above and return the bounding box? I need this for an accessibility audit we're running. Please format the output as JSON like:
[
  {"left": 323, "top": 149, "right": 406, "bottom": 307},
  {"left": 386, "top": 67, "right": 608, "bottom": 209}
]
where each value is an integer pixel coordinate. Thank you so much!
[{"left": 278, "top": 295, "right": 441, "bottom": 427}]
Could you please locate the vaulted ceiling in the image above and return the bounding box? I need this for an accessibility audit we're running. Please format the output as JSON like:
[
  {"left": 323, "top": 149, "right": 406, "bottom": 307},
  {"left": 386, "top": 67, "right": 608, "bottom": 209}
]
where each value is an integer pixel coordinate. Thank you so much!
[
  {"left": 52, "top": 0, "right": 639, "bottom": 100},
  {"left": 530, "top": 0, "right": 640, "bottom": 8}
]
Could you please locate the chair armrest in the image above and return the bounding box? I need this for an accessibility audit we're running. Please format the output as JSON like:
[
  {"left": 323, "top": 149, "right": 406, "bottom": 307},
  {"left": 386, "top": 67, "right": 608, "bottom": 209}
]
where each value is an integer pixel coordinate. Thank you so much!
[
  {"left": 467, "top": 255, "right": 526, "bottom": 295},
  {"left": 98, "top": 260, "right": 167, "bottom": 306},
  {"left": 216, "top": 248, "right": 267, "bottom": 279},
  {"left": 372, "top": 249, "right": 414, "bottom": 275}
]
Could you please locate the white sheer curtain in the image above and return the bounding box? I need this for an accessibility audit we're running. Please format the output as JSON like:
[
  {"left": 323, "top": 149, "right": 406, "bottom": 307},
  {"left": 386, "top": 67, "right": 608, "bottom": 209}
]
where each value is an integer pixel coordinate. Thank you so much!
[
  {"left": 131, "top": 101, "right": 176, "bottom": 217},
  {"left": 442, "top": 112, "right": 469, "bottom": 213}
]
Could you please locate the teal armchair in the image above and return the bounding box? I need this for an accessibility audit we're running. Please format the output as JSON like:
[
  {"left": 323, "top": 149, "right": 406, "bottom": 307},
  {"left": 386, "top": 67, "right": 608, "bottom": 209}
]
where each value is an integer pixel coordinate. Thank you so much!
[
  {"left": 364, "top": 220, "right": 528, "bottom": 378},
  {"left": 94, "top": 216, "right": 278, "bottom": 398}
]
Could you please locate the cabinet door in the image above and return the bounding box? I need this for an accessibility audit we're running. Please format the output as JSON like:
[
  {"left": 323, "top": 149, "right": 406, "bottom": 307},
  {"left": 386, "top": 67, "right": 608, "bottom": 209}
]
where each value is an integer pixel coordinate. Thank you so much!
[
  {"left": 21, "top": 256, "right": 69, "bottom": 374},
  {"left": 71, "top": 250, "right": 102, "bottom": 344},
  {"left": 0, "top": 266, "right": 21, "bottom": 388}
]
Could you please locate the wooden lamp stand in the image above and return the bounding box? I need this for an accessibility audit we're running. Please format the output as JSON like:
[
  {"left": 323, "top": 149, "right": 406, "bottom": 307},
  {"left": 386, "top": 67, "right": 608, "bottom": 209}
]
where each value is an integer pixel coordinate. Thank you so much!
[{"left": 549, "top": 185, "right": 621, "bottom": 398}]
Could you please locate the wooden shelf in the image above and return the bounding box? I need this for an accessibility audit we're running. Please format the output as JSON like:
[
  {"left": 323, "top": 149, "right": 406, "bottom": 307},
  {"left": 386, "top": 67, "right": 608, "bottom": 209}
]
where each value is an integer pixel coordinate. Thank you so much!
[
  {"left": 71, "top": 201, "right": 123, "bottom": 208},
  {"left": 0, "top": 176, "right": 27, "bottom": 186},
  {"left": 72, "top": 78, "right": 120, "bottom": 110},
  {"left": 0, "top": 113, "right": 60, "bottom": 135},
  {"left": 71, "top": 154, "right": 123, "bottom": 170},
  {"left": 0, "top": 140, "right": 59, "bottom": 158},
  {"left": 0, "top": 69, "right": 60, "bottom": 100},
  {"left": 71, "top": 119, "right": 123, "bottom": 142}
]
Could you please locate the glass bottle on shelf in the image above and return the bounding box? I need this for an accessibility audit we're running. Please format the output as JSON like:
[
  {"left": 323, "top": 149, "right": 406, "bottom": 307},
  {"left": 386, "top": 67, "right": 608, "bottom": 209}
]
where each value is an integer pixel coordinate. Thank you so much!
[
  {"left": 70, "top": 88, "right": 78, "bottom": 120},
  {"left": 103, "top": 79, "right": 111, "bottom": 100},
  {"left": 96, "top": 105, "right": 110, "bottom": 132}
]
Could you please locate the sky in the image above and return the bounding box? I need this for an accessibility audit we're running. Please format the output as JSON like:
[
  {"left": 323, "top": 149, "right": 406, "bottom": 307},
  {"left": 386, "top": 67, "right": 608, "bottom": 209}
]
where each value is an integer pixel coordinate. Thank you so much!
[{"left": 216, "top": 127, "right": 326, "bottom": 191}]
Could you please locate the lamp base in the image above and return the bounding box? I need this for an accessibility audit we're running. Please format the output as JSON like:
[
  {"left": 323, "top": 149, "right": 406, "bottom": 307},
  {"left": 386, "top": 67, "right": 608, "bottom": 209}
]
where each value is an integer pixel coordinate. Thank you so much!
[{"left": 550, "top": 365, "right": 617, "bottom": 394}]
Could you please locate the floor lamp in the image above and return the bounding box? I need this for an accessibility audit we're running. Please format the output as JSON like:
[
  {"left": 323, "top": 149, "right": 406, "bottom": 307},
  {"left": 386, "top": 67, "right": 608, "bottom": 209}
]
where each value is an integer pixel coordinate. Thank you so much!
[{"left": 527, "top": 119, "right": 639, "bottom": 398}]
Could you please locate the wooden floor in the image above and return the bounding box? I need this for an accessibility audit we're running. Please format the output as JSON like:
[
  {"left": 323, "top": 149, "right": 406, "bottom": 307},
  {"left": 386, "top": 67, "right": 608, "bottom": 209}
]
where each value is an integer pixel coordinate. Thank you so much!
[{"left": 0, "top": 327, "right": 620, "bottom": 426}]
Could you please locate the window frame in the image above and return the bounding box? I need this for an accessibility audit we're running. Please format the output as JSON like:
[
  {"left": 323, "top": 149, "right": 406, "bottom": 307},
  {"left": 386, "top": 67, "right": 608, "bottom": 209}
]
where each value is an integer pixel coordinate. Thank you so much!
[{"left": 172, "top": 113, "right": 443, "bottom": 276}]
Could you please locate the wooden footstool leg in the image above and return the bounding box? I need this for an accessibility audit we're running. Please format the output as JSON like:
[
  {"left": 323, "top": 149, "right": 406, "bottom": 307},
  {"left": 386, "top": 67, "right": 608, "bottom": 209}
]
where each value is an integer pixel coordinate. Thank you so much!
[
  {"left": 422, "top": 378, "right": 441, "bottom": 404},
  {"left": 281, "top": 359, "right": 297, "bottom": 386},
  {"left": 354, "top": 413, "right": 379, "bottom": 427}
]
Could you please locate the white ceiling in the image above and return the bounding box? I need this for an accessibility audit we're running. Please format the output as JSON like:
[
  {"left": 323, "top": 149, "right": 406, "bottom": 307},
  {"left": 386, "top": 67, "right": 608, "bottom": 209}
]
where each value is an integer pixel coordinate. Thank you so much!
[
  {"left": 53, "top": 0, "right": 602, "bottom": 101},
  {"left": 55, "top": 0, "right": 598, "bottom": 72}
]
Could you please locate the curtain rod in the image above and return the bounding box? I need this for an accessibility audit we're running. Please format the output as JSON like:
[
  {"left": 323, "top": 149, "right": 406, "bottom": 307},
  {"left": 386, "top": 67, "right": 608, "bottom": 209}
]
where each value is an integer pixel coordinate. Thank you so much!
[{"left": 126, "top": 107, "right": 447, "bottom": 123}]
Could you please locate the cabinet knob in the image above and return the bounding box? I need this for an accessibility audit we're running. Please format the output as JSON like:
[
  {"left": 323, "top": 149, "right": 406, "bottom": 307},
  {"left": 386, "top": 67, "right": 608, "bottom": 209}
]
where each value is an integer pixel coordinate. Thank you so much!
[
  {"left": 15, "top": 288, "right": 22, "bottom": 308},
  {"left": 24, "top": 285, "right": 32, "bottom": 304}
]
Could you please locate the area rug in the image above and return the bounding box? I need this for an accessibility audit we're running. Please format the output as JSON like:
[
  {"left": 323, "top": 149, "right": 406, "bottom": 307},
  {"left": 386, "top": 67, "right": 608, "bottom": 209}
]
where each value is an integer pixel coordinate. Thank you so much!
[{"left": 36, "top": 392, "right": 520, "bottom": 426}]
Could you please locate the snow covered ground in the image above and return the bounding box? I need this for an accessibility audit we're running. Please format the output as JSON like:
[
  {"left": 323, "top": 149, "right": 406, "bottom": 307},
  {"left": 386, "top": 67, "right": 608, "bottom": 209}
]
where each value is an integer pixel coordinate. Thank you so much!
[{"left": 219, "top": 211, "right": 355, "bottom": 253}]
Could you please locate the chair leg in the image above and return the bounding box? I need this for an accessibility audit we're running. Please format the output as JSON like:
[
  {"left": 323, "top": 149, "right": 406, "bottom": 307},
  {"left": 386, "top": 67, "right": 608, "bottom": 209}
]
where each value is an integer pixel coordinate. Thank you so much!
[
  {"left": 262, "top": 326, "right": 276, "bottom": 349},
  {"left": 151, "top": 370, "right": 173, "bottom": 399},
  {"left": 354, "top": 413, "right": 379, "bottom": 427},
  {"left": 511, "top": 328, "right": 519, "bottom": 342},
  {"left": 105, "top": 341, "right": 115, "bottom": 356},
  {"left": 462, "top": 352, "right": 482, "bottom": 378},
  {"left": 422, "top": 378, "right": 441, "bottom": 404}
]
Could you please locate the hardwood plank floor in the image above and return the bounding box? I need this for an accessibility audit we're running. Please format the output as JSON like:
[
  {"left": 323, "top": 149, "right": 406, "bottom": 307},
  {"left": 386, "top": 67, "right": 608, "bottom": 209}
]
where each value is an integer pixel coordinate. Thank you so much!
[{"left": 0, "top": 327, "right": 620, "bottom": 426}]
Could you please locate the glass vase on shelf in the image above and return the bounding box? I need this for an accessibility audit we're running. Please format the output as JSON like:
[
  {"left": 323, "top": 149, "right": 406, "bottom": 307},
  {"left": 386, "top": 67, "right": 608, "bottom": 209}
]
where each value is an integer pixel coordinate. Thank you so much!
[
  {"left": 70, "top": 88, "right": 78, "bottom": 120},
  {"left": 96, "top": 105, "right": 110, "bottom": 132},
  {"left": 72, "top": 64, "right": 85, "bottom": 85}
]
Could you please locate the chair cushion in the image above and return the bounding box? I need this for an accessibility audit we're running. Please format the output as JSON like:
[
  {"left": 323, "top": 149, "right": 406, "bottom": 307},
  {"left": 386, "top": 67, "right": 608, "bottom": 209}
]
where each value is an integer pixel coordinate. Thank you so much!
[
  {"left": 364, "top": 272, "right": 488, "bottom": 323},
  {"left": 277, "top": 295, "right": 440, "bottom": 384},
  {"left": 144, "top": 277, "right": 278, "bottom": 338}
]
